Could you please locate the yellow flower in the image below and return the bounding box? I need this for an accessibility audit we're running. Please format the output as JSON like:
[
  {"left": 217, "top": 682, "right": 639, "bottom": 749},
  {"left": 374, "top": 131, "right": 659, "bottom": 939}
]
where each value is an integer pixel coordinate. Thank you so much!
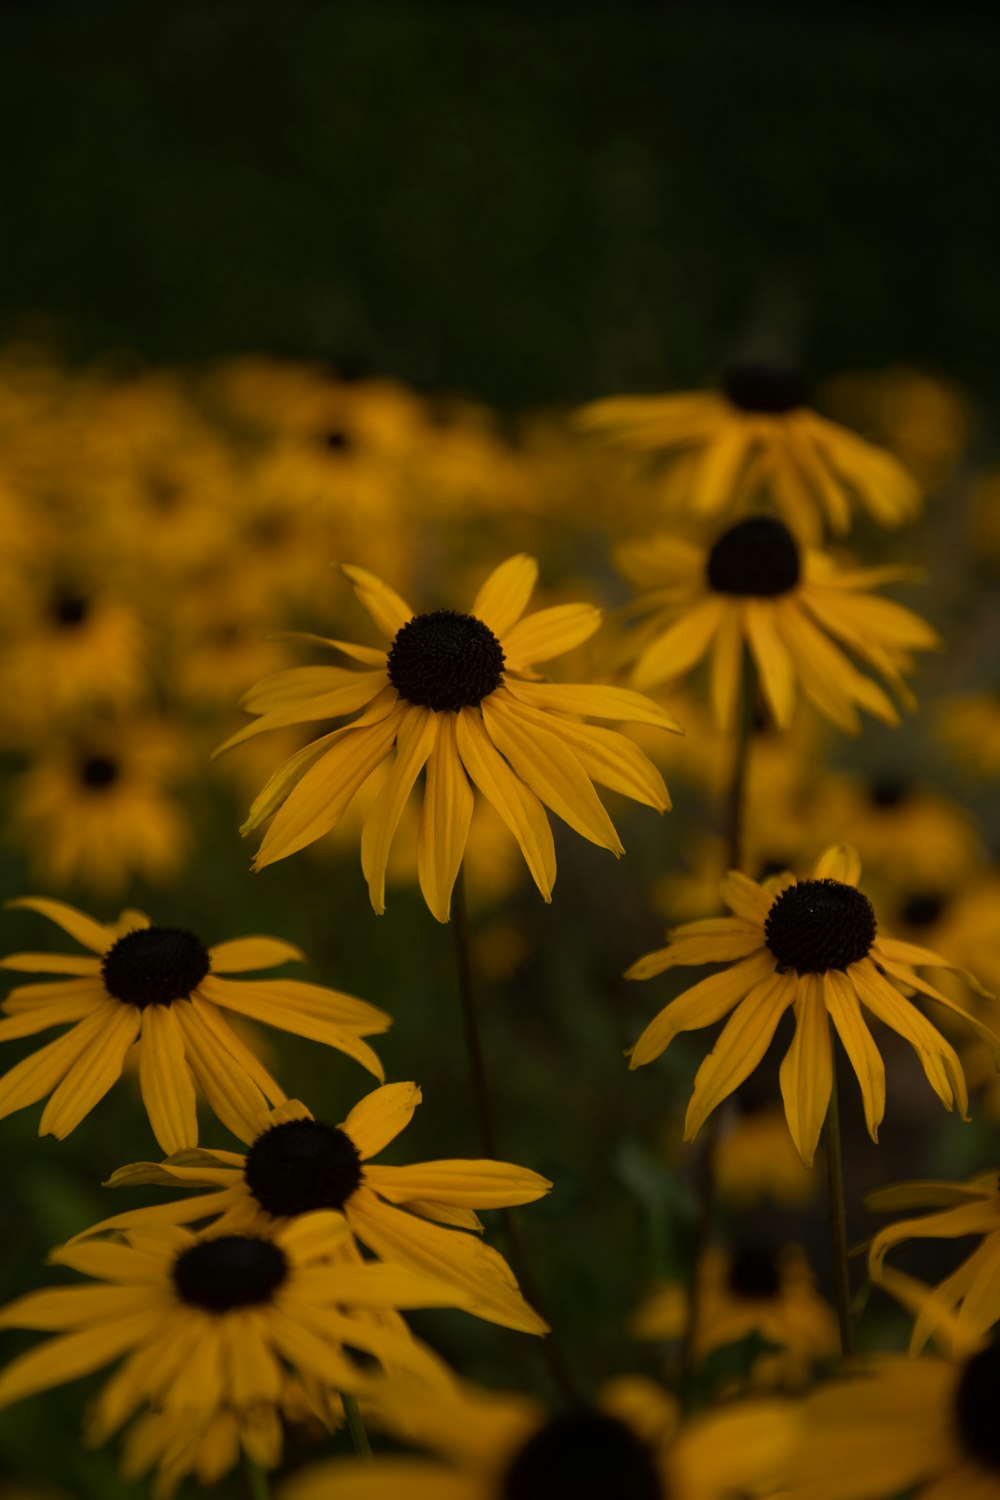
[
  {"left": 7, "top": 717, "right": 194, "bottom": 895},
  {"left": 618, "top": 519, "right": 938, "bottom": 735},
  {"left": 579, "top": 365, "right": 920, "bottom": 539},
  {"left": 936, "top": 691, "right": 1000, "bottom": 779},
  {"left": 627, "top": 846, "right": 999, "bottom": 1165},
  {"left": 818, "top": 365, "right": 971, "bottom": 494},
  {"left": 220, "top": 555, "right": 680, "bottom": 920},
  {"left": 867, "top": 1171, "right": 1000, "bottom": 1352},
  {"left": 73, "top": 1084, "right": 551, "bottom": 1335},
  {"left": 278, "top": 1376, "right": 794, "bottom": 1500},
  {"left": 0, "top": 1214, "right": 452, "bottom": 1448},
  {"left": 632, "top": 1244, "right": 838, "bottom": 1388},
  {"left": 0, "top": 897, "right": 388, "bottom": 1150},
  {"left": 714, "top": 1106, "right": 819, "bottom": 1209}
]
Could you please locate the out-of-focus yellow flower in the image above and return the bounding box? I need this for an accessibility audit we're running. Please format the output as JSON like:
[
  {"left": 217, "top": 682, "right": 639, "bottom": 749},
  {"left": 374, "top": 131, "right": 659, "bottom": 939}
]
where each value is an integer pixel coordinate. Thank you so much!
[
  {"left": 714, "top": 1106, "right": 819, "bottom": 1208},
  {"left": 936, "top": 691, "right": 1000, "bottom": 778},
  {"left": 580, "top": 365, "right": 920, "bottom": 540},
  {"left": 632, "top": 1243, "right": 838, "bottom": 1387},
  {"left": 819, "top": 366, "right": 971, "bottom": 493}
]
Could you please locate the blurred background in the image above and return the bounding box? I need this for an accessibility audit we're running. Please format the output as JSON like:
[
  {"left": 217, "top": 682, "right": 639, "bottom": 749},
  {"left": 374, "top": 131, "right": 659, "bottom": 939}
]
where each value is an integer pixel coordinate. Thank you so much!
[{"left": 1, "top": 4, "right": 999, "bottom": 1497}]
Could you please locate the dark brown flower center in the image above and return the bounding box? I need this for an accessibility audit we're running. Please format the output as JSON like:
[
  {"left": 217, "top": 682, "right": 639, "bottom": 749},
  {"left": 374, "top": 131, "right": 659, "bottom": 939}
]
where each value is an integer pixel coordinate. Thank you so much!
[
  {"left": 899, "top": 892, "right": 947, "bottom": 929},
  {"left": 721, "top": 363, "right": 808, "bottom": 414},
  {"left": 387, "top": 610, "right": 505, "bottom": 712},
  {"left": 706, "top": 517, "right": 801, "bottom": 598},
  {"left": 727, "top": 1246, "right": 782, "bottom": 1300},
  {"left": 51, "top": 593, "right": 90, "bottom": 629},
  {"left": 79, "top": 755, "right": 120, "bottom": 790},
  {"left": 172, "top": 1236, "right": 288, "bottom": 1312},
  {"left": 867, "top": 776, "right": 911, "bottom": 809},
  {"left": 765, "top": 879, "right": 877, "bottom": 974},
  {"left": 501, "top": 1411, "right": 663, "bottom": 1500},
  {"left": 101, "top": 926, "right": 210, "bottom": 1009},
  {"left": 243, "top": 1118, "right": 363, "bottom": 1216},
  {"left": 955, "top": 1343, "right": 1000, "bottom": 1471}
]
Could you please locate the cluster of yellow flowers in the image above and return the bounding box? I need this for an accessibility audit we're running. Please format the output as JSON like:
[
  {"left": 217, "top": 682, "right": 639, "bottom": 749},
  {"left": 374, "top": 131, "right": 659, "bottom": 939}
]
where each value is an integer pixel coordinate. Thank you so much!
[{"left": 2, "top": 347, "right": 1000, "bottom": 1500}]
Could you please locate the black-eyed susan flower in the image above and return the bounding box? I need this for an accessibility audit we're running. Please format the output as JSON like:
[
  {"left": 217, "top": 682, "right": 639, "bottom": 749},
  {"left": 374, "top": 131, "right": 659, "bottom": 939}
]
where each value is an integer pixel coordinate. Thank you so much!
[
  {"left": 0, "top": 897, "right": 388, "bottom": 1151},
  {"left": 714, "top": 1107, "right": 819, "bottom": 1209},
  {"left": 278, "top": 1374, "right": 794, "bottom": 1500},
  {"left": 936, "top": 691, "right": 1000, "bottom": 779},
  {"left": 783, "top": 1330, "right": 1000, "bottom": 1500},
  {"left": 8, "top": 717, "right": 195, "bottom": 894},
  {"left": 632, "top": 1243, "right": 838, "bottom": 1388},
  {"left": 579, "top": 365, "right": 920, "bottom": 539},
  {"left": 74, "top": 1084, "right": 550, "bottom": 1335},
  {"left": 627, "top": 846, "right": 1000, "bottom": 1166},
  {"left": 618, "top": 519, "right": 938, "bottom": 735},
  {"left": 0, "top": 1214, "right": 453, "bottom": 1450},
  {"left": 867, "top": 1170, "right": 1000, "bottom": 1352},
  {"left": 219, "top": 555, "right": 680, "bottom": 920}
]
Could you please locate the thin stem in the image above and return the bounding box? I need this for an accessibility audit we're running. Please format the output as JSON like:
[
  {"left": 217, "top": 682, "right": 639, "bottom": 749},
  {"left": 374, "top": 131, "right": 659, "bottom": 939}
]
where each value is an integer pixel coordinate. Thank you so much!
[
  {"left": 824, "top": 1036, "right": 857, "bottom": 1356},
  {"left": 243, "top": 1454, "right": 271, "bottom": 1500},
  {"left": 342, "top": 1392, "right": 373, "bottom": 1459},
  {"left": 679, "top": 651, "right": 756, "bottom": 1399},
  {"left": 450, "top": 872, "right": 583, "bottom": 1408}
]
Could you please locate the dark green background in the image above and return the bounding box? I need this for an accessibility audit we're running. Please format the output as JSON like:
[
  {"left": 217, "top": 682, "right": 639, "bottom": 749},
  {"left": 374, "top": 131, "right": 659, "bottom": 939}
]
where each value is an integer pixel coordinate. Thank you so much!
[{"left": 1, "top": 2, "right": 998, "bottom": 404}]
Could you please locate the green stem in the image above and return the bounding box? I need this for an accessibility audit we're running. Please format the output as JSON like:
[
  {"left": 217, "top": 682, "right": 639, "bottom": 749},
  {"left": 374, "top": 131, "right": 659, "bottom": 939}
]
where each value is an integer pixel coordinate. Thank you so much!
[
  {"left": 450, "top": 872, "right": 583, "bottom": 1408},
  {"left": 824, "top": 1036, "right": 857, "bottom": 1356},
  {"left": 243, "top": 1454, "right": 271, "bottom": 1500},
  {"left": 679, "top": 651, "right": 756, "bottom": 1400},
  {"left": 342, "top": 1392, "right": 373, "bottom": 1459}
]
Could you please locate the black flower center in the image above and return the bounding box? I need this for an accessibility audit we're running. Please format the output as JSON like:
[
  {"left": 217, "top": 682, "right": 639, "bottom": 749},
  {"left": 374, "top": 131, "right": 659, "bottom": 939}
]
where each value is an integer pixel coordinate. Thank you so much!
[
  {"left": 243, "top": 1118, "right": 363, "bottom": 1217},
  {"left": 867, "top": 776, "right": 911, "bottom": 809},
  {"left": 79, "top": 755, "right": 120, "bottom": 790},
  {"left": 706, "top": 517, "right": 801, "bottom": 597},
  {"left": 172, "top": 1236, "right": 288, "bottom": 1313},
  {"left": 955, "top": 1343, "right": 1000, "bottom": 1472},
  {"left": 899, "top": 892, "right": 947, "bottom": 929},
  {"left": 501, "top": 1412, "right": 663, "bottom": 1500},
  {"left": 321, "top": 427, "right": 353, "bottom": 453},
  {"left": 765, "top": 879, "right": 877, "bottom": 974},
  {"left": 101, "top": 926, "right": 211, "bottom": 1009},
  {"left": 727, "top": 1246, "right": 781, "bottom": 1300},
  {"left": 387, "top": 610, "right": 505, "bottom": 712},
  {"left": 51, "top": 593, "right": 90, "bottom": 629},
  {"left": 721, "top": 363, "right": 809, "bottom": 414}
]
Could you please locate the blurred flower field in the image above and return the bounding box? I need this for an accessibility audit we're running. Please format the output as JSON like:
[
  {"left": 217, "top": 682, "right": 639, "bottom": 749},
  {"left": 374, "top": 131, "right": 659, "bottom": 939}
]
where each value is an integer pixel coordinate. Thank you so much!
[{"left": 1, "top": 339, "right": 1000, "bottom": 1500}]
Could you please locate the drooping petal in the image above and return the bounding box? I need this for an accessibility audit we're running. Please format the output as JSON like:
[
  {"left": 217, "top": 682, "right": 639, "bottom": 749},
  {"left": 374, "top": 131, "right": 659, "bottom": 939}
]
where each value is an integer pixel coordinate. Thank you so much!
[
  {"left": 471, "top": 554, "right": 538, "bottom": 636},
  {"left": 198, "top": 979, "right": 386, "bottom": 1081},
  {"left": 779, "top": 977, "right": 833, "bottom": 1167},
  {"left": 454, "top": 708, "right": 556, "bottom": 900},
  {"left": 175, "top": 997, "right": 282, "bottom": 1143},
  {"left": 0, "top": 1010, "right": 115, "bottom": 1123},
  {"left": 417, "top": 713, "right": 474, "bottom": 923},
  {"left": 628, "top": 950, "right": 778, "bottom": 1068},
  {"left": 632, "top": 597, "right": 723, "bottom": 691},
  {"left": 39, "top": 1004, "right": 142, "bottom": 1139},
  {"left": 360, "top": 707, "right": 437, "bottom": 914},
  {"left": 482, "top": 693, "right": 623, "bottom": 854},
  {"left": 684, "top": 971, "right": 795, "bottom": 1138},
  {"left": 709, "top": 603, "right": 745, "bottom": 733},
  {"left": 744, "top": 599, "right": 797, "bottom": 728},
  {"left": 823, "top": 968, "right": 885, "bottom": 1143},
  {"left": 0, "top": 1312, "right": 163, "bottom": 1410},
  {"left": 137, "top": 1004, "right": 199, "bottom": 1154},
  {"left": 342, "top": 1082, "right": 422, "bottom": 1160},
  {"left": 851, "top": 961, "right": 967, "bottom": 1115}
]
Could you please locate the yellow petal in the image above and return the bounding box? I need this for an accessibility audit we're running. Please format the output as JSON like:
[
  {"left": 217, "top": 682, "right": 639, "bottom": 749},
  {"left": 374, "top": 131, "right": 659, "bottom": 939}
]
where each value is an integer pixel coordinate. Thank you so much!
[
  {"left": 199, "top": 978, "right": 386, "bottom": 1081},
  {"left": 342, "top": 1082, "right": 422, "bottom": 1160},
  {"left": 454, "top": 708, "right": 555, "bottom": 900},
  {"left": 39, "top": 1003, "right": 141, "bottom": 1139},
  {"left": 341, "top": 564, "right": 414, "bottom": 638},
  {"left": 0, "top": 952, "right": 103, "bottom": 976},
  {"left": 632, "top": 597, "right": 722, "bottom": 691},
  {"left": 176, "top": 997, "right": 282, "bottom": 1143},
  {"left": 5, "top": 897, "right": 115, "bottom": 954},
  {"left": 779, "top": 978, "right": 833, "bottom": 1166},
  {"left": 811, "top": 845, "right": 862, "bottom": 886},
  {"left": 280, "top": 1459, "right": 476, "bottom": 1500},
  {"left": 503, "top": 676, "right": 682, "bottom": 731},
  {"left": 744, "top": 599, "right": 797, "bottom": 729},
  {"left": 417, "top": 713, "right": 474, "bottom": 923},
  {"left": 684, "top": 971, "right": 795, "bottom": 1138},
  {"left": 360, "top": 707, "right": 437, "bottom": 914},
  {"left": 823, "top": 969, "right": 885, "bottom": 1143},
  {"left": 502, "top": 603, "right": 602, "bottom": 671},
  {"left": 208, "top": 937, "right": 305, "bottom": 973},
  {"left": 471, "top": 554, "right": 538, "bottom": 636},
  {"left": 366, "top": 1158, "right": 551, "bottom": 1208},
  {"left": 708, "top": 604, "right": 744, "bottom": 733},
  {"left": 851, "top": 961, "right": 966, "bottom": 1115},
  {"left": 0, "top": 1010, "right": 112, "bottom": 1123},
  {"left": 138, "top": 1004, "right": 199, "bottom": 1154},
  {"left": 0, "top": 1311, "right": 161, "bottom": 1410},
  {"left": 628, "top": 950, "right": 777, "bottom": 1068},
  {"left": 501, "top": 702, "right": 670, "bottom": 811},
  {"left": 216, "top": 671, "right": 388, "bottom": 754}
]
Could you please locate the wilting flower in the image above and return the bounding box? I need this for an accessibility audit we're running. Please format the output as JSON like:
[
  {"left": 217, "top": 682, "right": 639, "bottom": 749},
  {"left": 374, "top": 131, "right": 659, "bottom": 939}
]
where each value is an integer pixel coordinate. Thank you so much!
[
  {"left": 0, "top": 898, "right": 388, "bottom": 1150},
  {"left": 627, "top": 846, "right": 999, "bottom": 1165},
  {"left": 579, "top": 364, "right": 920, "bottom": 539},
  {"left": 0, "top": 1215, "right": 452, "bottom": 1452},
  {"left": 617, "top": 518, "right": 938, "bottom": 735},
  {"left": 74, "top": 1084, "right": 551, "bottom": 1334},
  {"left": 278, "top": 1375, "right": 794, "bottom": 1500},
  {"left": 632, "top": 1243, "right": 838, "bottom": 1387},
  {"left": 220, "top": 555, "right": 679, "bottom": 919}
]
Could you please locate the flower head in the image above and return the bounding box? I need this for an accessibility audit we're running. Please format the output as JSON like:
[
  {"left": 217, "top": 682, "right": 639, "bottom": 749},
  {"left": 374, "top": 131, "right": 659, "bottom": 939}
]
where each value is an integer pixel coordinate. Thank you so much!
[
  {"left": 219, "top": 555, "right": 680, "bottom": 919},
  {"left": 618, "top": 520, "right": 939, "bottom": 735},
  {"left": 627, "top": 846, "right": 1000, "bottom": 1165},
  {"left": 0, "top": 897, "right": 389, "bottom": 1150},
  {"left": 73, "top": 1083, "right": 551, "bottom": 1334}
]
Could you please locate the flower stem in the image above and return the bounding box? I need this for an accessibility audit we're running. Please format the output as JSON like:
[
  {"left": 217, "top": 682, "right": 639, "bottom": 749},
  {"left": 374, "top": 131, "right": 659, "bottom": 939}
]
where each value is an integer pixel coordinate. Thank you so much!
[
  {"left": 243, "top": 1455, "right": 271, "bottom": 1500},
  {"left": 450, "top": 872, "right": 583, "bottom": 1408},
  {"left": 824, "top": 1036, "right": 857, "bottom": 1356},
  {"left": 679, "top": 651, "right": 756, "bottom": 1399},
  {"left": 342, "top": 1392, "right": 373, "bottom": 1459}
]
